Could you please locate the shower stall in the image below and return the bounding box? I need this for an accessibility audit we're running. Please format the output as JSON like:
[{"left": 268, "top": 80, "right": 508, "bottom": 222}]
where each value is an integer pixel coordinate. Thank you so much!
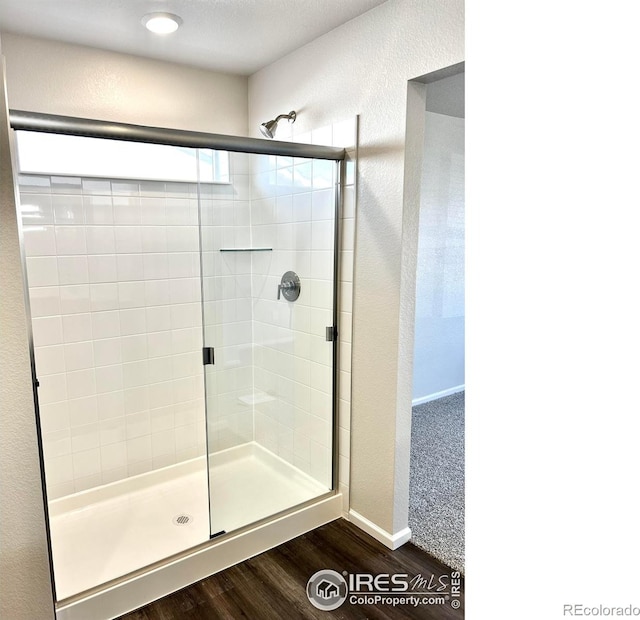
[{"left": 11, "top": 111, "right": 347, "bottom": 615}]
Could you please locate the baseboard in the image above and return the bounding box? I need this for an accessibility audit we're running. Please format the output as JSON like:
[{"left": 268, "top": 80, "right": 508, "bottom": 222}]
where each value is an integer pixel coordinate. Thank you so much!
[
  {"left": 348, "top": 509, "right": 411, "bottom": 550},
  {"left": 412, "top": 384, "right": 465, "bottom": 407}
]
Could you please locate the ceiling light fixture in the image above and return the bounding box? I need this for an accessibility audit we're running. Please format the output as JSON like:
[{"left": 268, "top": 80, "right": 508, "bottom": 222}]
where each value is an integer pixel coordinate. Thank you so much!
[{"left": 142, "top": 12, "right": 183, "bottom": 34}]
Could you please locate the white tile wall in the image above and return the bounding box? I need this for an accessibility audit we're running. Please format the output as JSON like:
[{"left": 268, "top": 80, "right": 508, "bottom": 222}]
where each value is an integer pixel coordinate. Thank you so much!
[
  {"left": 198, "top": 157, "right": 257, "bottom": 454},
  {"left": 250, "top": 155, "right": 335, "bottom": 488},
  {"left": 19, "top": 176, "right": 207, "bottom": 499},
  {"left": 289, "top": 119, "right": 357, "bottom": 512},
  {"left": 248, "top": 119, "right": 356, "bottom": 495}
]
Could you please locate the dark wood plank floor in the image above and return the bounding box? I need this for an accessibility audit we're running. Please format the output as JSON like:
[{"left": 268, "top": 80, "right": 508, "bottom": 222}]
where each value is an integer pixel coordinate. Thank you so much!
[{"left": 118, "top": 519, "right": 464, "bottom": 620}]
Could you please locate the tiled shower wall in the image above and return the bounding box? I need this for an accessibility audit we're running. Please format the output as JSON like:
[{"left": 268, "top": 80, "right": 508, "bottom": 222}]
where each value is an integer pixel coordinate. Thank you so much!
[
  {"left": 200, "top": 153, "right": 255, "bottom": 452},
  {"left": 246, "top": 119, "right": 356, "bottom": 495},
  {"left": 20, "top": 120, "right": 356, "bottom": 505},
  {"left": 192, "top": 125, "right": 356, "bottom": 494},
  {"left": 20, "top": 176, "right": 207, "bottom": 499},
  {"left": 199, "top": 149, "right": 337, "bottom": 487},
  {"left": 250, "top": 155, "right": 336, "bottom": 488},
  {"left": 297, "top": 120, "right": 357, "bottom": 513}
]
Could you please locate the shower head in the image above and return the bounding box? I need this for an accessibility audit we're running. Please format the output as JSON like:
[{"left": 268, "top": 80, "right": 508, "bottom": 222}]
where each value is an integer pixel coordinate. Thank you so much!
[{"left": 259, "top": 111, "right": 296, "bottom": 139}]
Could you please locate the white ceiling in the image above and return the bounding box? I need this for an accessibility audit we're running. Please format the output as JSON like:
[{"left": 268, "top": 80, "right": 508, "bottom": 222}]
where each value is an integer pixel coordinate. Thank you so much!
[{"left": 0, "top": 0, "right": 388, "bottom": 75}]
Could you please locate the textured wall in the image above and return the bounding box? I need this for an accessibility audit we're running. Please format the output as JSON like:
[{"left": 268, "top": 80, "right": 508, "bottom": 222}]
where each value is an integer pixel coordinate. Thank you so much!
[
  {"left": 249, "top": 0, "right": 464, "bottom": 535},
  {"left": 0, "top": 32, "right": 248, "bottom": 135},
  {"left": 0, "top": 49, "right": 55, "bottom": 618}
]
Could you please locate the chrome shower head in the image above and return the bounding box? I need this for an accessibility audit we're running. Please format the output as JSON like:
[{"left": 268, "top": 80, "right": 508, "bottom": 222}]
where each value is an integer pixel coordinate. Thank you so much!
[
  {"left": 259, "top": 111, "right": 296, "bottom": 139},
  {"left": 259, "top": 119, "right": 278, "bottom": 139}
]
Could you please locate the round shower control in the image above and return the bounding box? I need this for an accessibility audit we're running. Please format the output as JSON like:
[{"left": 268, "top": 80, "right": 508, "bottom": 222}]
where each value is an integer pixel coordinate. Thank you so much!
[{"left": 278, "top": 271, "right": 301, "bottom": 301}]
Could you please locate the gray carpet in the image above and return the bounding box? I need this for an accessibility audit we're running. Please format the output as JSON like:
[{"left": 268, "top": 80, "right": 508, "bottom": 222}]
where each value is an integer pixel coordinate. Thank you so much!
[{"left": 409, "top": 391, "right": 465, "bottom": 573}]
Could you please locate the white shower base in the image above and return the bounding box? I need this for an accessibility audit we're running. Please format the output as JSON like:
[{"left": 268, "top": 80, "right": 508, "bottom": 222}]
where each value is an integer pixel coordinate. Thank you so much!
[
  {"left": 49, "top": 442, "right": 328, "bottom": 601},
  {"left": 209, "top": 442, "right": 329, "bottom": 535}
]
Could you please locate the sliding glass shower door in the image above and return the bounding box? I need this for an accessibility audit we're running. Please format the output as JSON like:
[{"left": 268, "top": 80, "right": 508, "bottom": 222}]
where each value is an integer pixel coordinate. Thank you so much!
[
  {"left": 201, "top": 152, "right": 337, "bottom": 535},
  {"left": 14, "top": 121, "right": 340, "bottom": 599},
  {"left": 15, "top": 132, "right": 214, "bottom": 599}
]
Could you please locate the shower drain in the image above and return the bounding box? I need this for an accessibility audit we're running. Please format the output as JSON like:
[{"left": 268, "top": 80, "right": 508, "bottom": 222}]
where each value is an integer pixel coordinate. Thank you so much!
[{"left": 172, "top": 514, "right": 193, "bottom": 526}]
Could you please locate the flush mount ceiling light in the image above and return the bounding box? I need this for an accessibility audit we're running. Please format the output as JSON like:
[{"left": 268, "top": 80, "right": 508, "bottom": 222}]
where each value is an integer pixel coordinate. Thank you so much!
[{"left": 142, "top": 12, "right": 183, "bottom": 34}]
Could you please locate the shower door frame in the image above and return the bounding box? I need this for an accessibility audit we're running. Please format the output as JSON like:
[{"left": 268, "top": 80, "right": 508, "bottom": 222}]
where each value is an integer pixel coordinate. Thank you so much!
[{"left": 9, "top": 109, "right": 346, "bottom": 607}]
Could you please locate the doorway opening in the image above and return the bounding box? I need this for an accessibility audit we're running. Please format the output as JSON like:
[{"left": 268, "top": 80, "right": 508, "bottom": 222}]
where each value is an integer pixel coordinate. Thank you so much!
[{"left": 408, "top": 64, "right": 465, "bottom": 573}]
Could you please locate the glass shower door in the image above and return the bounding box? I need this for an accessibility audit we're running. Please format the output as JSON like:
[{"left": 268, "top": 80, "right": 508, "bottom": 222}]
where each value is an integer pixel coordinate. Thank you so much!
[
  {"left": 11, "top": 112, "right": 345, "bottom": 602},
  {"left": 199, "top": 152, "right": 337, "bottom": 536},
  {"left": 15, "top": 131, "right": 214, "bottom": 599}
]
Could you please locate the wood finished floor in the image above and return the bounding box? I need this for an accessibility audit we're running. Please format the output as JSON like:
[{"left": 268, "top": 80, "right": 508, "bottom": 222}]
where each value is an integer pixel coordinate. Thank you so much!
[{"left": 118, "top": 518, "right": 464, "bottom": 620}]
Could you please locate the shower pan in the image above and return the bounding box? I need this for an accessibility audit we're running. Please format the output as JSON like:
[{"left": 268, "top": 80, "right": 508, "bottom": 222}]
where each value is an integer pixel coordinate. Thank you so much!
[{"left": 11, "top": 111, "right": 345, "bottom": 617}]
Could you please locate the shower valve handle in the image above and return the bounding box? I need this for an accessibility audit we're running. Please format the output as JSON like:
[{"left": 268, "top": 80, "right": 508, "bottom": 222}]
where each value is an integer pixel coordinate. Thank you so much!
[
  {"left": 277, "top": 271, "right": 301, "bottom": 301},
  {"left": 277, "top": 280, "right": 296, "bottom": 299},
  {"left": 277, "top": 282, "right": 291, "bottom": 299}
]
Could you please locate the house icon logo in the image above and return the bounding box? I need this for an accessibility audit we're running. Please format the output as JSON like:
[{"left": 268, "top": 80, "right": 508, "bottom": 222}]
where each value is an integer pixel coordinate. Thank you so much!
[
  {"left": 317, "top": 579, "right": 339, "bottom": 599},
  {"left": 306, "top": 569, "right": 348, "bottom": 610}
]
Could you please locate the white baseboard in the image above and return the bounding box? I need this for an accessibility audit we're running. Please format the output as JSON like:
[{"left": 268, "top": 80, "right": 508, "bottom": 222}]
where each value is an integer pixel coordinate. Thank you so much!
[
  {"left": 348, "top": 509, "right": 411, "bottom": 550},
  {"left": 412, "top": 384, "right": 465, "bottom": 407}
]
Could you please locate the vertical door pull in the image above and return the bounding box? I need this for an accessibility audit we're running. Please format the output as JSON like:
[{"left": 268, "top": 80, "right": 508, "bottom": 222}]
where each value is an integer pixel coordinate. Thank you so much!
[{"left": 203, "top": 347, "right": 215, "bottom": 365}]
